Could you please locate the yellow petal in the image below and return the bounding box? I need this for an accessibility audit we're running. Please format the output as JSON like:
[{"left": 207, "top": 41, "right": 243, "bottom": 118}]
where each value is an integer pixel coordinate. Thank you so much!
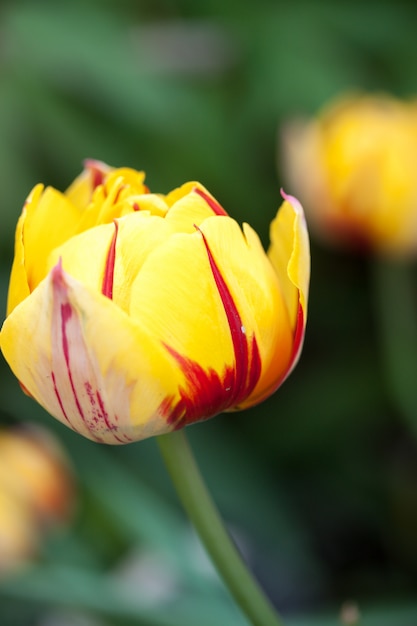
[
  {"left": 0, "top": 263, "right": 189, "bottom": 444},
  {"left": 104, "top": 167, "right": 148, "bottom": 193},
  {"left": 21, "top": 185, "right": 82, "bottom": 293},
  {"left": 75, "top": 169, "right": 155, "bottom": 232},
  {"left": 164, "top": 182, "right": 229, "bottom": 233},
  {"left": 122, "top": 193, "right": 168, "bottom": 217},
  {"left": 268, "top": 193, "right": 310, "bottom": 327},
  {"left": 48, "top": 212, "right": 176, "bottom": 309},
  {"left": 194, "top": 216, "right": 294, "bottom": 410},
  {"left": 127, "top": 214, "right": 293, "bottom": 414},
  {"left": 129, "top": 220, "right": 235, "bottom": 370},
  {"left": 47, "top": 222, "right": 117, "bottom": 295},
  {"left": 267, "top": 193, "right": 310, "bottom": 380},
  {"left": 127, "top": 225, "right": 242, "bottom": 424},
  {"left": 6, "top": 185, "right": 40, "bottom": 315}
]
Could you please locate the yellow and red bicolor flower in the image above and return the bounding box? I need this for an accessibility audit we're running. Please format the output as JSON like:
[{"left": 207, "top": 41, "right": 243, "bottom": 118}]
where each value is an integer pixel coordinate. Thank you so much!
[
  {"left": 282, "top": 93, "right": 417, "bottom": 255},
  {"left": 0, "top": 160, "right": 310, "bottom": 444}
]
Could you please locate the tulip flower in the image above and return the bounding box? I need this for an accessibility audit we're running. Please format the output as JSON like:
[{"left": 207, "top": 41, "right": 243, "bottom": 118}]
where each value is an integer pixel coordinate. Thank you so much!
[
  {"left": 1, "top": 160, "right": 309, "bottom": 444},
  {"left": 282, "top": 93, "right": 417, "bottom": 255},
  {"left": 0, "top": 424, "right": 73, "bottom": 576}
]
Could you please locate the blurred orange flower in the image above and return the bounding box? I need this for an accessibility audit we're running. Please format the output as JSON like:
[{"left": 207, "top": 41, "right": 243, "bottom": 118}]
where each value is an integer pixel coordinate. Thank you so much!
[{"left": 0, "top": 425, "right": 73, "bottom": 575}]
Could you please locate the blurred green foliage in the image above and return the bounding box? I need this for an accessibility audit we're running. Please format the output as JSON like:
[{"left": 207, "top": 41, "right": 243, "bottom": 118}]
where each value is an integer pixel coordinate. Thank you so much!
[{"left": 1, "top": 0, "right": 417, "bottom": 624}]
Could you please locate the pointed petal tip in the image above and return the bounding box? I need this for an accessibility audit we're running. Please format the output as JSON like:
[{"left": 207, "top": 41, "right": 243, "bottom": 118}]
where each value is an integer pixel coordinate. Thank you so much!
[
  {"left": 51, "top": 258, "right": 64, "bottom": 283},
  {"left": 193, "top": 186, "right": 228, "bottom": 216},
  {"left": 82, "top": 158, "right": 112, "bottom": 173},
  {"left": 25, "top": 183, "right": 45, "bottom": 208},
  {"left": 81, "top": 159, "right": 113, "bottom": 190},
  {"left": 50, "top": 259, "right": 74, "bottom": 296},
  {"left": 280, "top": 189, "right": 305, "bottom": 217}
]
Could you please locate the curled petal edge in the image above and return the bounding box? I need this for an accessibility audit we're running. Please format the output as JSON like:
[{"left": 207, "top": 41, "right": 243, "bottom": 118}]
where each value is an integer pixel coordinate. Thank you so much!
[{"left": 266, "top": 191, "right": 310, "bottom": 389}]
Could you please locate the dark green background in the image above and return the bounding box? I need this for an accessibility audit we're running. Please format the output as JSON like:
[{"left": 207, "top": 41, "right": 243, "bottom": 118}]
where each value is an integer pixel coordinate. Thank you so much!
[{"left": 1, "top": 1, "right": 417, "bottom": 624}]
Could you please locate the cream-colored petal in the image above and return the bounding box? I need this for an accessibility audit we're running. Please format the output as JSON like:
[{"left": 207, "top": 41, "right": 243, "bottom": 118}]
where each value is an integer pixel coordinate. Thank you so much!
[{"left": 1, "top": 264, "right": 187, "bottom": 444}]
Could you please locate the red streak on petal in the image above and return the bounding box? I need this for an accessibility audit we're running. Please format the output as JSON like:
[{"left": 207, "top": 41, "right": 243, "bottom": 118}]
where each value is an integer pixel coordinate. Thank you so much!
[
  {"left": 247, "top": 334, "right": 262, "bottom": 397},
  {"left": 162, "top": 232, "right": 262, "bottom": 428},
  {"left": 291, "top": 303, "right": 304, "bottom": 365},
  {"left": 163, "top": 348, "right": 235, "bottom": 428},
  {"left": 51, "top": 370, "right": 73, "bottom": 427},
  {"left": 96, "top": 390, "right": 126, "bottom": 443},
  {"left": 163, "top": 331, "right": 262, "bottom": 429},
  {"left": 84, "top": 159, "right": 107, "bottom": 190},
  {"left": 60, "top": 302, "right": 86, "bottom": 423},
  {"left": 96, "top": 391, "right": 132, "bottom": 443},
  {"left": 133, "top": 202, "right": 140, "bottom": 211},
  {"left": 193, "top": 187, "right": 228, "bottom": 216},
  {"left": 102, "top": 221, "right": 119, "bottom": 300},
  {"left": 199, "top": 229, "right": 255, "bottom": 405},
  {"left": 53, "top": 267, "right": 100, "bottom": 440}
]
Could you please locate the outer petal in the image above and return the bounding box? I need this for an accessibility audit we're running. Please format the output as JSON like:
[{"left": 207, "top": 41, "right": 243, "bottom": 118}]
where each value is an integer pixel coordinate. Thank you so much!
[
  {"left": 0, "top": 263, "right": 189, "bottom": 444},
  {"left": 128, "top": 215, "right": 292, "bottom": 416},
  {"left": 267, "top": 193, "right": 310, "bottom": 380},
  {"left": 6, "top": 189, "right": 36, "bottom": 315},
  {"left": 128, "top": 221, "right": 237, "bottom": 375}
]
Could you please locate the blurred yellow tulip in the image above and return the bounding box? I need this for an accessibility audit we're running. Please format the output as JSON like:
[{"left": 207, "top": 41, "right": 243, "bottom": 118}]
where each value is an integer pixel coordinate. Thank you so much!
[
  {"left": 1, "top": 161, "right": 310, "bottom": 444},
  {"left": 0, "top": 425, "right": 73, "bottom": 575},
  {"left": 282, "top": 94, "right": 417, "bottom": 255}
]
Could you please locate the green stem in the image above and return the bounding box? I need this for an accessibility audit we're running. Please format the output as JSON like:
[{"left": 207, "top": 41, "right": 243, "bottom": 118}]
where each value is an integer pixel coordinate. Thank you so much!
[
  {"left": 157, "top": 429, "right": 285, "bottom": 626},
  {"left": 372, "top": 258, "right": 417, "bottom": 436}
]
